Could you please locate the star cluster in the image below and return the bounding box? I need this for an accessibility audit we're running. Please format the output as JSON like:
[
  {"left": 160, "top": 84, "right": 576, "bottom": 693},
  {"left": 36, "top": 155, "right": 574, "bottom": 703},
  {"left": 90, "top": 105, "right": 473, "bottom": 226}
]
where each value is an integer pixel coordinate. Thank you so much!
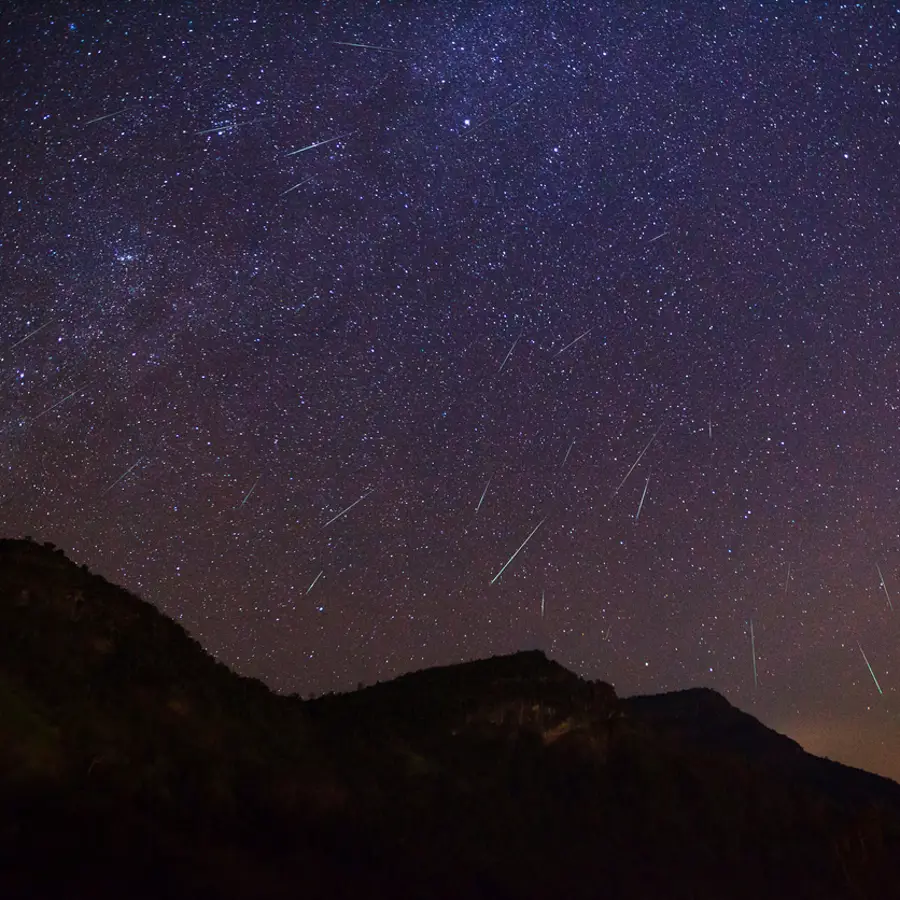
[{"left": 2, "top": 3, "right": 899, "bottom": 777}]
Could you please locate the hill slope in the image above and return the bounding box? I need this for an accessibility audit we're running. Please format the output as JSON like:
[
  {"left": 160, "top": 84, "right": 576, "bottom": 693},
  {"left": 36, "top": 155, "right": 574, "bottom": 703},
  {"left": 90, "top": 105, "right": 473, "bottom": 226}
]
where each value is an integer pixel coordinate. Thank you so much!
[{"left": 2, "top": 537, "right": 900, "bottom": 899}]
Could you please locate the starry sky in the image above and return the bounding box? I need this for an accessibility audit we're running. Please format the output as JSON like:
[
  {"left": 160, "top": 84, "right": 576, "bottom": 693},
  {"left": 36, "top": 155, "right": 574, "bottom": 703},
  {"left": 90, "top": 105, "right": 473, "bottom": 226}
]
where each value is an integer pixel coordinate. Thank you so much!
[{"left": 3, "top": 2, "right": 900, "bottom": 778}]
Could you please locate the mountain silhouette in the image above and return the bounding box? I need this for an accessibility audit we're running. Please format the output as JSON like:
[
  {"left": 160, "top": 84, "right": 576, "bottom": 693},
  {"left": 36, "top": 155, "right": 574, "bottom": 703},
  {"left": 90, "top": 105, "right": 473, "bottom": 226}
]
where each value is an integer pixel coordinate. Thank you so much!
[{"left": 2, "top": 536, "right": 899, "bottom": 899}]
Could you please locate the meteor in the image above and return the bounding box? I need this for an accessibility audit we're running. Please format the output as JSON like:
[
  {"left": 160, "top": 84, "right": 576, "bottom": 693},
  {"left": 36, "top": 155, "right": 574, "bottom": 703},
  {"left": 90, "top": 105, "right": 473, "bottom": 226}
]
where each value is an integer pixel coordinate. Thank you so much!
[
  {"left": 101, "top": 459, "right": 143, "bottom": 496},
  {"left": 240, "top": 477, "right": 260, "bottom": 508},
  {"left": 286, "top": 133, "right": 352, "bottom": 156},
  {"left": 9, "top": 320, "right": 54, "bottom": 351},
  {"left": 84, "top": 108, "right": 130, "bottom": 125},
  {"left": 333, "top": 41, "right": 401, "bottom": 52},
  {"left": 497, "top": 332, "right": 521, "bottom": 374},
  {"left": 307, "top": 571, "right": 324, "bottom": 594},
  {"left": 490, "top": 517, "right": 546, "bottom": 585},
  {"left": 281, "top": 176, "right": 314, "bottom": 196},
  {"left": 474, "top": 477, "right": 492, "bottom": 514},
  {"left": 324, "top": 488, "right": 374, "bottom": 527},
  {"left": 876, "top": 562, "right": 893, "bottom": 611},
  {"left": 553, "top": 327, "right": 592, "bottom": 359},
  {"left": 613, "top": 422, "right": 663, "bottom": 495},
  {"left": 635, "top": 474, "right": 650, "bottom": 522},
  {"left": 858, "top": 641, "right": 883, "bottom": 696}
]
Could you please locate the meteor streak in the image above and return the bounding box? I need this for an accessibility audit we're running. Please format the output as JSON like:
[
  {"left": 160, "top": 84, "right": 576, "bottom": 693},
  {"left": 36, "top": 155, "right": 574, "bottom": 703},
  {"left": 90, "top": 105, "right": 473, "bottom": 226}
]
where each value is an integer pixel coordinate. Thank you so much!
[
  {"left": 635, "top": 474, "right": 650, "bottom": 521},
  {"left": 613, "top": 423, "right": 663, "bottom": 495},
  {"left": 9, "top": 320, "right": 54, "bottom": 350},
  {"left": 858, "top": 641, "right": 883, "bottom": 695},
  {"left": 32, "top": 382, "right": 94, "bottom": 421},
  {"left": 84, "top": 108, "right": 130, "bottom": 125},
  {"left": 497, "top": 332, "right": 521, "bottom": 374},
  {"left": 195, "top": 117, "right": 268, "bottom": 136},
  {"left": 286, "top": 134, "right": 350, "bottom": 156},
  {"left": 307, "top": 571, "right": 323, "bottom": 594},
  {"left": 281, "top": 176, "right": 314, "bottom": 196},
  {"left": 240, "top": 477, "right": 260, "bottom": 507},
  {"left": 324, "top": 488, "right": 374, "bottom": 527},
  {"left": 490, "top": 517, "right": 546, "bottom": 585},
  {"left": 553, "top": 327, "right": 592, "bottom": 359},
  {"left": 475, "top": 477, "right": 492, "bottom": 514},
  {"left": 561, "top": 440, "right": 575, "bottom": 471},
  {"left": 333, "top": 41, "right": 401, "bottom": 52},
  {"left": 101, "top": 459, "right": 142, "bottom": 496},
  {"left": 876, "top": 562, "right": 893, "bottom": 611}
]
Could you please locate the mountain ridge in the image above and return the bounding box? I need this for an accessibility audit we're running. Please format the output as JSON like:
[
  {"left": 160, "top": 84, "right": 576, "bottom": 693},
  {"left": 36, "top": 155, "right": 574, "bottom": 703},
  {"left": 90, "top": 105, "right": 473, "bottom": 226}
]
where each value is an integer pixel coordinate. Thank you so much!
[{"left": 2, "top": 536, "right": 900, "bottom": 899}]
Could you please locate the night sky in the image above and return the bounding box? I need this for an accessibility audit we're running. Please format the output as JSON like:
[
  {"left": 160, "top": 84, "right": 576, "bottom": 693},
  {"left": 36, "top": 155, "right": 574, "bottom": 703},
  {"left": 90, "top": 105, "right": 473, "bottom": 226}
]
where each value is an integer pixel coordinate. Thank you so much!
[{"left": 3, "top": 3, "right": 900, "bottom": 779}]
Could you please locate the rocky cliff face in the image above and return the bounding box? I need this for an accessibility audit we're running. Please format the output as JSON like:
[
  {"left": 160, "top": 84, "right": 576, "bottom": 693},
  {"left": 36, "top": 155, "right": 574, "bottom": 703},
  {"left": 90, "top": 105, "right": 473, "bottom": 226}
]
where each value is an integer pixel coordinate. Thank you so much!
[{"left": 3, "top": 537, "right": 900, "bottom": 900}]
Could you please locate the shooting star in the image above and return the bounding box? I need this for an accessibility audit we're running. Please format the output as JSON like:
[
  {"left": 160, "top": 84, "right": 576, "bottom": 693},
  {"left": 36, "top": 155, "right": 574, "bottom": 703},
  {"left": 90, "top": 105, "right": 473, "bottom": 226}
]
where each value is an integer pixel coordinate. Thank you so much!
[
  {"left": 9, "top": 320, "right": 54, "bottom": 351},
  {"left": 783, "top": 563, "right": 792, "bottom": 599},
  {"left": 32, "top": 381, "right": 94, "bottom": 421},
  {"left": 240, "top": 477, "right": 260, "bottom": 508},
  {"left": 307, "top": 571, "right": 324, "bottom": 595},
  {"left": 490, "top": 517, "right": 546, "bottom": 585},
  {"left": 708, "top": 416, "right": 713, "bottom": 439},
  {"left": 858, "top": 641, "right": 884, "bottom": 696},
  {"left": 750, "top": 619, "right": 758, "bottom": 689},
  {"left": 324, "top": 488, "right": 374, "bottom": 527},
  {"left": 613, "top": 422, "right": 664, "bottom": 495},
  {"left": 333, "top": 41, "right": 401, "bottom": 52},
  {"left": 635, "top": 474, "right": 650, "bottom": 522},
  {"left": 497, "top": 332, "right": 521, "bottom": 374},
  {"left": 561, "top": 440, "right": 575, "bottom": 471},
  {"left": 876, "top": 562, "right": 893, "bottom": 611},
  {"left": 553, "top": 327, "right": 593, "bottom": 359},
  {"left": 195, "top": 117, "right": 268, "bottom": 136},
  {"left": 101, "top": 459, "right": 143, "bottom": 496},
  {"left": 281, "top": 176, "right": 314, "bottom": 197},
  {"left": 474, "top": 477, "right": 492, "bottom": 514},
  {"left": 647, "top": 230, "right": 670, "bottom": 244},
  {"left": 541, "top": 590, "right": 545, "bottom": 619},
  {"left": 286, "top": 133, "right": 351, "bottom": 157},
  {"left": 83, "top": 108, "right": 131, "bottom": 126}
]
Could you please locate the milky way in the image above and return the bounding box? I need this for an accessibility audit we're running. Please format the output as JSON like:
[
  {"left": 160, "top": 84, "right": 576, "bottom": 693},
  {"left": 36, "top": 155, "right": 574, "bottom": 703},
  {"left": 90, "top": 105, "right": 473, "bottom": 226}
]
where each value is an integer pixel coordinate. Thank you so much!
[{"left": 2, "top": 4, "right": 899, "bottom": 777}]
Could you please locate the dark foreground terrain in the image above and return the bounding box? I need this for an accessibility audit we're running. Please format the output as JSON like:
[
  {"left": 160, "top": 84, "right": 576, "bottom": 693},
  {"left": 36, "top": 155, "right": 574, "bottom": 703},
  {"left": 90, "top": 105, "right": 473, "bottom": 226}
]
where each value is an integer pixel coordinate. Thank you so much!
[{"left": 2, "top": 537, "right": 900, "bottom": 899}]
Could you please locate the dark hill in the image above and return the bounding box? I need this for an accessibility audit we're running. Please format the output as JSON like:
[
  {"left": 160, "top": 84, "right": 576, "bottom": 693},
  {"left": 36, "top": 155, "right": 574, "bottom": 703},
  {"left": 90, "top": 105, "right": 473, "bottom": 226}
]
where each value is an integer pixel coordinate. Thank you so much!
[{"left": 2, "top": 538, "right": 900, "bottom": 899}]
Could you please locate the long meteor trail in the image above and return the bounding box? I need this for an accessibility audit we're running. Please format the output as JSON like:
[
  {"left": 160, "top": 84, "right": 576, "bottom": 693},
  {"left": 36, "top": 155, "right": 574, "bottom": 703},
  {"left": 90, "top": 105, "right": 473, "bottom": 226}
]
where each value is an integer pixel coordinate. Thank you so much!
[
  {"left": 240, "top": 477, "right": 260, "bottom": 508},
  {"left": 497, "top": 332, "right": 521, "bottom": 374},
  {"left": 613, "top": 423, "right": 663, "bottom": 495},
  {"left": 474, "top": 477, "right": 492, "bottom": 514},
  {"left": 635, "top": 474, "right": 650, "bottom": 521},
  {"left": 281, "top": 176, "right": 314, "bottom": 196},
  {"left": 858, "top": 641, "right": 884, "bottom": 695},
  {"left": 306, "top": 571, "right": 323, "bottom": 594},
  {"left": 333, "top": 41, "right": 401, "bottom": 52},
  {"left": 195, "top": 117, "right": 268, "bottom": 136},
  {"left": 286, "top": 134, "right": 350, "bottom": 156},
  {"left": 553, "top": 327, "right": 592, "bottom": 359},
  {"left": 490, "top": 517, "right": 546, "bottom": 585},
  {"left": 84, "top": 108, "right": 131, "bottom": 125},
  {"left": 876, "top": 562, "right": 893, "bottom": 611},
  {"left": 9, "top": 320, "right": 54, "bottom": 351},
  {"left": 324, "top": 488, "right": 374, "bottom": 527},
  {"left": 32, "top": 381, "right": 94, "bottom": 421},
  {"left": 101, "top": 459, "right": 142, "bottom": 496}
]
